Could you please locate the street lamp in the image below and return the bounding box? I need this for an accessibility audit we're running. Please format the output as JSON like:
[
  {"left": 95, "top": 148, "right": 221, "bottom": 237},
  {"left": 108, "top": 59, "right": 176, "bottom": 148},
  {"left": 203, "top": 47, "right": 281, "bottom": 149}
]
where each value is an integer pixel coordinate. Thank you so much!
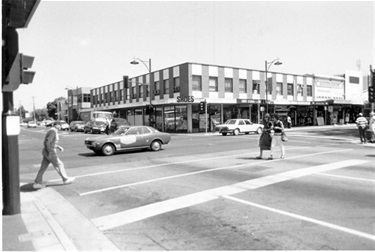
[
  {"left": 265, "top": 58, "right": 282, "bottom": 113},
  {"left": 130, "top": 57, "right": 153, "bottom": 126}
]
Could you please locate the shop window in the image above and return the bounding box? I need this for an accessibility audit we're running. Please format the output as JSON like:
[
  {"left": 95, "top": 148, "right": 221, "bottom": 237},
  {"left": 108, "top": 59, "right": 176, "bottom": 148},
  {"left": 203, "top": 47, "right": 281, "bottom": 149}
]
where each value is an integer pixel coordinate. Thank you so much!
[
  {"left": 225, "top": 78, "right": 233, "bottom": 92},
  {"left": 192, "top": 75, "right": 202, "bottom": 91},
  {"left": 176, "top": 105, "right": 187, "bottom": 133},
  {"left": 239, "top": 79, "right": 247, "bottom": 93},
  {"left": 209, "top": 77, "right": 218, "bottom": 92},
  {"left": 287, "top": 83, "right": 294, "bottom": 95},
  {"left": 252, "top": 80, "right": 260, "bottom": 94}
]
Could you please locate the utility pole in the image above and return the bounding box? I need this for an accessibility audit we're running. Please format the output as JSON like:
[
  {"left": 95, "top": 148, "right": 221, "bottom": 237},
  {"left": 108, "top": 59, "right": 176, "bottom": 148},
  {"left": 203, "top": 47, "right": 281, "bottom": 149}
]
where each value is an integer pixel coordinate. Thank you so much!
[{"left": 33, "top": 96, "right": 36, "bottom": 121}]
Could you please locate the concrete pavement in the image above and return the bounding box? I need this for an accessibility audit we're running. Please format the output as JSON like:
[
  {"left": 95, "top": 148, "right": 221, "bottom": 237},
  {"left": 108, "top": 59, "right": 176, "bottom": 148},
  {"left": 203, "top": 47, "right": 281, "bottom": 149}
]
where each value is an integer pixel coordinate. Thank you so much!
[{"left": 2, "top": 124, "right": 374, "bottom": 251}]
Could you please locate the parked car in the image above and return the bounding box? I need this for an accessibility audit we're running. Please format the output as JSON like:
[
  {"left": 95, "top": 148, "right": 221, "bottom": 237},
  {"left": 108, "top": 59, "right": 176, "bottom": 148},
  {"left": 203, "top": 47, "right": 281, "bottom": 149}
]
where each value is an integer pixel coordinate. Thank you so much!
[
  {"left": 69, "top": 121, "right": 85, "bottom": 132},
  {"left": 216, "top": 119, "right": 263, "bottom": 136},
  {"left": 84, "top": 125, "right": 171, "bottom": 156},
  {"left": 55, "top": 120, "right": 69, "bottom": 131},
  {"left": 84, "top": 121, "right": 107, "bottom": 134},
  {"left": 27, "top": 121, "right": 37, "bottom": 128}
]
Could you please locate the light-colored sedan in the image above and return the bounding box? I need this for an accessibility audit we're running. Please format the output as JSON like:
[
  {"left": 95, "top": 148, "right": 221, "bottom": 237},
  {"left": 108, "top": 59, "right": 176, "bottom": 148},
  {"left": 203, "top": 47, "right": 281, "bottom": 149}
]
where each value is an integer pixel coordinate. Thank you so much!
[
  {"left": 27, "top": 121, "right": 37, "bottom": 128},
  {"left": 216, "top": 119, "right": 263, "bottom": 136},
  {"left": 84, "top": 125, "right": 171, "bottom": 156}
]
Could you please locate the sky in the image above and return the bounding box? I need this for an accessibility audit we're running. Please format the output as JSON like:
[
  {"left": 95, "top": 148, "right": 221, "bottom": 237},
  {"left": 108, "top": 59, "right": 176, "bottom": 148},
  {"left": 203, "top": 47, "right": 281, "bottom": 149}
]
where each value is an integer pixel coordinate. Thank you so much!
[{"left": 12, "top": 0, "right": 374, "bottom": 112}]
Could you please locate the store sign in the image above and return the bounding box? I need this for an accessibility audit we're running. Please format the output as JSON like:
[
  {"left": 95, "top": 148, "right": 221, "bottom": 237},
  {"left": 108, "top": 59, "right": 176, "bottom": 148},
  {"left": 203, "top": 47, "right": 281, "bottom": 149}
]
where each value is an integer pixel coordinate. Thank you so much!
[
  {"left": 177, "top": 96, "right": 194, "bottom": 103},
  {"left": 237, "top": 99, "right": 260, "bottom": 104}
]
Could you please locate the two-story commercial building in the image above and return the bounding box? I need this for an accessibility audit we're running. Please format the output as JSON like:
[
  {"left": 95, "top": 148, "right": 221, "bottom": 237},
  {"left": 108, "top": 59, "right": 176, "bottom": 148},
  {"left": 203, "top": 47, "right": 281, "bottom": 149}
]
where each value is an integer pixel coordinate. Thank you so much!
[{"left": 87, "top": 62, "right": 365, "bottom": 133}]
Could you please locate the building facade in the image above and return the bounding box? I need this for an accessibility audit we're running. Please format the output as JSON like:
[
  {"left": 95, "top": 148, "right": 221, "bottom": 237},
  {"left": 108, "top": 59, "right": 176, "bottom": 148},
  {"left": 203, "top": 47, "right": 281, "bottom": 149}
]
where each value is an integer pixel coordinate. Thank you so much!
[
  {"left": 66, "top": 87, "right": 92, "bottom": 123},
  {"left": 88, "top": 62, "right": 364, "bottom": 133}
]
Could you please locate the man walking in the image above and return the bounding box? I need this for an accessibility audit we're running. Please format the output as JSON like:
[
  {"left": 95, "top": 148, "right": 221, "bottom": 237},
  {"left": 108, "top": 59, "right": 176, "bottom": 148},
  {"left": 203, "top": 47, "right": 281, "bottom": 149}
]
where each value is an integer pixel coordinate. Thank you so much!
[
  {"left": 33, "top": 122, "right": 75, "bottom": 189},
  {"left": 355, "top": 113, "right": 368, "bottom": 144}
]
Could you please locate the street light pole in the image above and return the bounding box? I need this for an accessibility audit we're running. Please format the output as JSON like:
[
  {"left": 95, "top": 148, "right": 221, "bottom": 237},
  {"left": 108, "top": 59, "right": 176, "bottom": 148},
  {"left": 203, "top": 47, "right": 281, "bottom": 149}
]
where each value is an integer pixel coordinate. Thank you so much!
[
  {"left": 265, "top": 58, "right": 282, "bottom": 113},
  {"left": 130, "top": 58, "right": 152, "bottom": 126}
]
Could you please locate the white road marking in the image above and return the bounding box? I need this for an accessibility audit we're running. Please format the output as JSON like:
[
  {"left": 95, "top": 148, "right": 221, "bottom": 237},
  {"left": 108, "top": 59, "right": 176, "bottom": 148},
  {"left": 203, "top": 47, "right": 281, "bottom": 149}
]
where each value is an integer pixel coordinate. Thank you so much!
[
  {"left": 80, "top": 148, "right": 351, "bottom": 196},
  {"left": 223, "top": 195, "right": 375, "bottom": 241},
  {"left": 316, "top": 173, "right": 375, "bottom": 183},
  {"left": 91, "top": 159, "right": 368, "bottom": 230}
]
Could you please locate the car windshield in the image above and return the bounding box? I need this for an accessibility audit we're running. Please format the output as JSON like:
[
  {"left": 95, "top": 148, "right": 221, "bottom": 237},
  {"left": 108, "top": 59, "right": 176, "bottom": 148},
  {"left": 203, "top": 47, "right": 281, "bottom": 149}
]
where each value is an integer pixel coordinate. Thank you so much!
[
  {"left": 225, "top": 120, "right": 237, "bottom": 125},
  {"left": 113, "top": 126, "right": 130, "bottom": 135},
  {"left": 93, "top": 122, "right": 105, "bottom": 126}
]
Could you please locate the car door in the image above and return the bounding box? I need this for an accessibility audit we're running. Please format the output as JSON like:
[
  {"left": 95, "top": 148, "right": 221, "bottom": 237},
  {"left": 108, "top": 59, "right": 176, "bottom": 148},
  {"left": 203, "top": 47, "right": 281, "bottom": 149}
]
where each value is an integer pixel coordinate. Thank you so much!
[
  {"left": 237, "top": 120, "right": 247, "bottom": 132},
  {"left": 243, "top": 119, "right": 254, "bottom": 132},
  {"left": 119, "top": 127, "right": 145, "bottom": 149}
]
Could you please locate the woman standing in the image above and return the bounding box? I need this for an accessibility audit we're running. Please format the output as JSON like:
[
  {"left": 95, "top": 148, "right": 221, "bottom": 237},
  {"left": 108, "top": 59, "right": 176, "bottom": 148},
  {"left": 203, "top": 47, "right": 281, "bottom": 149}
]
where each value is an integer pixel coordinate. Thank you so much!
[
  {"left": 256, "top": 113, "right": 273, "bottom": 159},
  {"left": 270, "top": 113, "right": 286, "bottom": 159}
]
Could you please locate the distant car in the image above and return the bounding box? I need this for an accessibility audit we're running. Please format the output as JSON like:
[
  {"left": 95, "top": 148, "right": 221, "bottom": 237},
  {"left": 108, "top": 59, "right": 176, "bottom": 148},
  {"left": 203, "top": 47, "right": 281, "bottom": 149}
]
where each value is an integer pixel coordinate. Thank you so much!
[
  {"left": 84, "top": 125, "right": 171, "bottom": 156},
  {"left": 216, "top": 119, "right": 263, "bottom": 136},
  {"left": 69, "top": 121, "right": 85, "bottom": 132},
  {"left": 84, "top": 121, "right": 107, "bottom": 134},
  {"left": 45, "top": 120, "right": 54, "bottom": 127},
  {"left": 56, "top": 120, "right": 69, "bottom": 131},
  {"left": 27, "top": 121, "right": 37, "bottom": 128}
]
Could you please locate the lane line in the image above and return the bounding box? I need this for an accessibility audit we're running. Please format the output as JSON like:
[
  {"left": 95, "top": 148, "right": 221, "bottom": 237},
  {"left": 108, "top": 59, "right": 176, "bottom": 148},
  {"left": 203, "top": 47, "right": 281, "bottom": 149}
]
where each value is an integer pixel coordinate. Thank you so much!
[
  {"left": 223, "top": 195, "right": 375, "bottom": 241},
  {"left": 80, "top": 148, "right": 352, "bottom": 196},
  {"left": 316, "top": 173, "right": 375, "bottom": 183},
  {"left": 91, "top": 159, "right": 368, "bottom": 230}
]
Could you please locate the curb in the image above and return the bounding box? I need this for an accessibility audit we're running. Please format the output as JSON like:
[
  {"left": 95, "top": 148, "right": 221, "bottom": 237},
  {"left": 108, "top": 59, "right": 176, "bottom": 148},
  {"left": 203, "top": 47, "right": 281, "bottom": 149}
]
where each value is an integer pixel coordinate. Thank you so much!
[{"left": 4, "top": 184, "right": 120, "bottom": 251}]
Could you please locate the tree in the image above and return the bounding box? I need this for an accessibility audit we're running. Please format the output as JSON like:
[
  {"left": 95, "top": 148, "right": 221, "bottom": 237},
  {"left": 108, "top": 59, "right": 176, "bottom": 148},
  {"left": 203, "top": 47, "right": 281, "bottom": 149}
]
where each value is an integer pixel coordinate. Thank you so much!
[
  {"left": 46, "top": 97, "right": 66, "bottom": 120},
  {"left": 34, "top": 108, "right": 48, "bottom": 121},
  {"left": 17, "top": 105, "right": 27, "bottom": 119},
  {"left": 46, "top": 101, "right": 57, "bottom": 119}
]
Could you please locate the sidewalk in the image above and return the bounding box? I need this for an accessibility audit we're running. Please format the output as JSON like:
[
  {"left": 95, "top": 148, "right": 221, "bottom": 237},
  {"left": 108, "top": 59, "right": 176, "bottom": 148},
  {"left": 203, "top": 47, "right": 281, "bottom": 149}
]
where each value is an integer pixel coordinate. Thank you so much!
[
  {"left": 2, "top": 184, "right": 120, "bottom": 251},
  {"left": 2, "top": 123, "right": 373, "bottom": 251}
]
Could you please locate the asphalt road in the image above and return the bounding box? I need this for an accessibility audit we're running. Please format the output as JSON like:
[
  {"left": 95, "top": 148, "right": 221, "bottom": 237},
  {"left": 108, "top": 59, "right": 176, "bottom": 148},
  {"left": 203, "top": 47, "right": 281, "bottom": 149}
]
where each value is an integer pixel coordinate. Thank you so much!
[{"left": 18, "top": 125, "right": 375, "bottom": 250}]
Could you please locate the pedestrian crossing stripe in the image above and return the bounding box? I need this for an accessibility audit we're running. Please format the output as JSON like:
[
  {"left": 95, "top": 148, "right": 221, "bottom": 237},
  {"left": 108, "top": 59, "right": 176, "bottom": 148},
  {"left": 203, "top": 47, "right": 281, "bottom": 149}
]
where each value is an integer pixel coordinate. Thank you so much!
[{"left": 91, "top": 159, "right": 368, "bottom": 231}]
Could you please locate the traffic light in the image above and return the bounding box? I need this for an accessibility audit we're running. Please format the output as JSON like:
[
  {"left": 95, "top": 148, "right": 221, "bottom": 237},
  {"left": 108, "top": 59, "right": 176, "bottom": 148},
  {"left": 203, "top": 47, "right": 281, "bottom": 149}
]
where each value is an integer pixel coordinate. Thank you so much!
[
  {"left": 3, "top": 53, "right": 35, "bottom": 92},
  {"left": 199, "top": 101, "right": 206, "bottom": 114},
  {"left": 369, "top": 86, "right": 375, "bottom": 103}
]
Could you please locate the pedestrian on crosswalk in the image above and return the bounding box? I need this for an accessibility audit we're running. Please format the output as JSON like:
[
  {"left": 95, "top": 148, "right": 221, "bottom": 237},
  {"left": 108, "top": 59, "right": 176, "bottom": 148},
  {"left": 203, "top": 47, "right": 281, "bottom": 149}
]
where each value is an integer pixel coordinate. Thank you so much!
[
  {"left": 355, "top": 113, "right": 369, "bottom": 144},
  {"left": 33, "top": 122, "right": 75, "bottom": 189}
]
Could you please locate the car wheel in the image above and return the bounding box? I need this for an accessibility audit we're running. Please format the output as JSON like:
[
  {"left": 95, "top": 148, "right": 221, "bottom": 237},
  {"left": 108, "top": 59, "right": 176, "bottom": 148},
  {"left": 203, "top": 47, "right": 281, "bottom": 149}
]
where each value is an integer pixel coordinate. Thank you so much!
[
  {"left": 102, "top": 143, "right": 115, "bottom": 156},
  {"left": 150, "top": 140, "right": 162, "bottom": 151},
  {"left": 256, "top": 127, "right": 263, "bottom": 134},
  {"left": 233, "top": 129, "right": 240, "bottom": 136},
  {"left": 222, "top": 133, "right": 227, "bottom": 136}
]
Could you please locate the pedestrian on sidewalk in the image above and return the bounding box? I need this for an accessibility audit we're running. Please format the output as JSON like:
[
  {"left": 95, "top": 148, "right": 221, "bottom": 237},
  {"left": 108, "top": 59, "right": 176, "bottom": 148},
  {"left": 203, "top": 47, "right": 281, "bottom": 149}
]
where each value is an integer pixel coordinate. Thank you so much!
[
  {"left": 33, "top": 122, "right": 75, "bottom": 189},
  {"left": 355, "top": 113, "right": 369, "bottom": 144},
  {"left": 256, "top": 113, "right": 273, "bottom": 159},
  {"left": 269, "top": 113, "right": 286, "bottom": 160},
  {"left": 368, "top": 111, "right": 375, "bottom": 143},
  {"left": 287, "top": 114, "right": 292, "bottom": 128}
]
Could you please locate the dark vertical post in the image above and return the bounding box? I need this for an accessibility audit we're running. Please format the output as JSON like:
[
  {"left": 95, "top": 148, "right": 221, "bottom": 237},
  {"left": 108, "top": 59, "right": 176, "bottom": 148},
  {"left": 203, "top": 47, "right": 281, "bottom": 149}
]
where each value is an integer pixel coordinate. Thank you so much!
[{"left": 2, "top": 92, "right": 21, "bottom": 215}]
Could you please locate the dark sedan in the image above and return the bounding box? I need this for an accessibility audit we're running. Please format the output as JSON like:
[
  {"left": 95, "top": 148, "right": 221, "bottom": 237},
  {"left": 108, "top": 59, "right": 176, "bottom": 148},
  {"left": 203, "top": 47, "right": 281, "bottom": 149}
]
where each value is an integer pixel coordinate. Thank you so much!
[
  {"left": 84, "top": 121, "right": 107, "bottom": 134},
  {"left": 84, "top": 125, "right": 171, "bottom": 156}
]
